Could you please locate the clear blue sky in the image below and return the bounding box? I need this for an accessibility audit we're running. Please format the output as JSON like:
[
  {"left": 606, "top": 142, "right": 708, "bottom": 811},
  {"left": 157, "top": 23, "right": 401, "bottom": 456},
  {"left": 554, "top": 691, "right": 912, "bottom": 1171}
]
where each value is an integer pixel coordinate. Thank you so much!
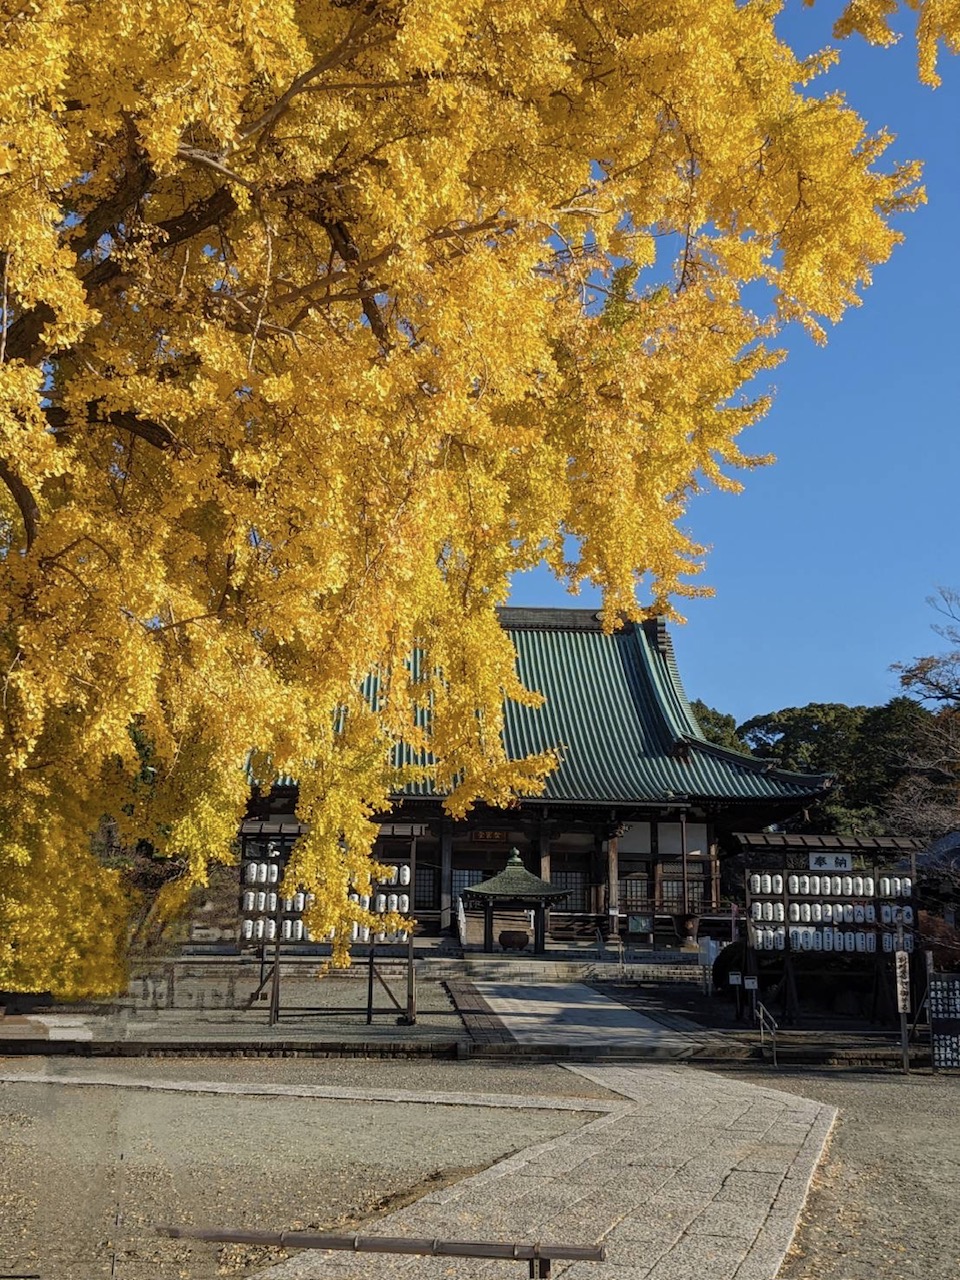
[{"left": 510, "top": 5, "right": 960, "bottom": 725}]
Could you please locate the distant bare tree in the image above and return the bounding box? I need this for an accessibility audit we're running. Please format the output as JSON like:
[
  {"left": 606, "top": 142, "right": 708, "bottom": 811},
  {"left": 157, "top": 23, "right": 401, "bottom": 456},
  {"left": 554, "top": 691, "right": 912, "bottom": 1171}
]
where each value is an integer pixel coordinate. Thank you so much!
[{"left": 887, "top": 590, "right": 960, "bottom": 839}]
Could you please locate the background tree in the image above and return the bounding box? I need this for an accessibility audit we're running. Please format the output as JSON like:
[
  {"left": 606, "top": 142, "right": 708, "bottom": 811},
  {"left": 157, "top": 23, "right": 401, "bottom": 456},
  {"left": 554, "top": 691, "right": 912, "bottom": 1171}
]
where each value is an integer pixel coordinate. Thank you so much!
[
  {"left": 690, "top": 700, "right": 750, "bottom": 754},
  {"left": 0, "top": 0, "right": 955, "bottom": 994},
  {"left": 735, "top": 698, "right": 933, "bottom": 835}
]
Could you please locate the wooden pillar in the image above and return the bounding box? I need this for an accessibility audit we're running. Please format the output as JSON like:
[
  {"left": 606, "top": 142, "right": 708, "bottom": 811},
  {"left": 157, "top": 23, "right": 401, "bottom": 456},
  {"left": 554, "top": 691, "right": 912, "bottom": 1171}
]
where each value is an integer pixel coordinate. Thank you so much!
[
  {"left": 535, "top": 817, "right": 551, "bottom": 942},
  {"left": 536, "top": 819, "right": 551, "bottom": 881},
  {"left": 710, "top": 831, "right": 721, "bottom": 911},
  {"left": 483, "top": 899, "right": 494, "bottom": 953},
  {"left": 440, "top": 822, "right": 453, "bottom": 932},
  {"left": 607, "top": 835, "right": 620, "bottom": 938},
  {"left": 680, "top": 811, "right": 689, "bottom": 918},
  {"left": 591, "top": 829, "right": 604, "bottom": 915}
]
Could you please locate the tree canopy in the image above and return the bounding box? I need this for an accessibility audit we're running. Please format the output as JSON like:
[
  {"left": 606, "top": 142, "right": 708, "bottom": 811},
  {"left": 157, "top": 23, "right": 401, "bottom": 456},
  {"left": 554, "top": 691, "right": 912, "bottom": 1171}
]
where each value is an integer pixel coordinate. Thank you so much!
[
  {"left": 736, "top": 698, "right": 935, "bottom": 836},
  {"left": 0, "top": 0, "right": 956, "bottom": 994}
]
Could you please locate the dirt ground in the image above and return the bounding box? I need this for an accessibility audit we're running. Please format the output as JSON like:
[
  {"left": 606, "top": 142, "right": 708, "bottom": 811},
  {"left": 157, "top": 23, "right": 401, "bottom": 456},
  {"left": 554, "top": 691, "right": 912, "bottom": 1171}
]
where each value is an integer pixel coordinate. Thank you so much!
[
  {"left": 739, "top": 1068, "right": 960, "bottom": 1280},
  {"left": 0, "top": 1064, "right": 596, "bottom": 1280}
]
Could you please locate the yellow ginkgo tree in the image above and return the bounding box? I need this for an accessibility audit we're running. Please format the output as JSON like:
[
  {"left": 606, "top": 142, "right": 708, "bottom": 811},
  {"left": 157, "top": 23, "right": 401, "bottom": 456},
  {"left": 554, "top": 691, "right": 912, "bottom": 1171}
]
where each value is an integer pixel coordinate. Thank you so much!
[{"left": 0, "top": 0, "right": 954, "bottom": 994}]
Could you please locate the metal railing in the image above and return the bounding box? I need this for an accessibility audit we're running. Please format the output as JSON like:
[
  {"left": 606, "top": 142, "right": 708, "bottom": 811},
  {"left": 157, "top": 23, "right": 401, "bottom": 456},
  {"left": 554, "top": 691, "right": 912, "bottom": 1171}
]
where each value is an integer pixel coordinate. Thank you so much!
[
  {"left": 756, "top": 1001, "right": 779, "bottom": 1068},
  {"left": 158, "top": 1226, "right": 605, "bottom": 1279}
]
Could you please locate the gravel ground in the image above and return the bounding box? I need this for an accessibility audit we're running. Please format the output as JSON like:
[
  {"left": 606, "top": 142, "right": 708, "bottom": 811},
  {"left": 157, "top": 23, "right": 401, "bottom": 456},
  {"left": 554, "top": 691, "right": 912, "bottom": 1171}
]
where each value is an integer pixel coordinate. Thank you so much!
[
  {"left": 737, "top": 1068, "right": 960, "bottom": 1280},
  {"left": 0, "top": 1068, "right": 596, "bottom": 1280},
  {"left": 0, "top": 1054, "right": 622, "bottom": 1098}
]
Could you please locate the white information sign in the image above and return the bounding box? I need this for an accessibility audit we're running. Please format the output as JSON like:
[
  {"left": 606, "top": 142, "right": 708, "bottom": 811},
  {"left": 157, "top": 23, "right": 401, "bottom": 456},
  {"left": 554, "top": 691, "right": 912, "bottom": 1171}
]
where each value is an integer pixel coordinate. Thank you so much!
[
  {"left": 808, "top": 852, "right": 853, "bottom": 871},
  {"left": 729, "top": 971, "right": 742, "bottom": 986},
  {"left": 744, "top": 976, "right": 758, "bottom": 991},
  {"left": 895, "top": 950, "right": 911, "bottom": 1013}
]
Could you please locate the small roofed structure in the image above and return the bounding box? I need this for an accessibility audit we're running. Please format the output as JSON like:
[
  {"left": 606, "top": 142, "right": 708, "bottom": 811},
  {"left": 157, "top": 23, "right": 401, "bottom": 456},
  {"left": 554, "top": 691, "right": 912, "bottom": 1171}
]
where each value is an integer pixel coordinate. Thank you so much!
[{"left": 462, "top": 848, "right": 568, "bottom": 953}]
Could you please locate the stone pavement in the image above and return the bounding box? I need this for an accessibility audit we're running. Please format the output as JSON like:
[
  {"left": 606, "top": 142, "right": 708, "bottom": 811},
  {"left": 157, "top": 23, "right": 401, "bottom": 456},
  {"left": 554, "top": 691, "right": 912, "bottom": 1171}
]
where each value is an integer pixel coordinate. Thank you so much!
[
  {"left": 0, "top": 976, "right": 730, "bottom": 1060},
  {"left": 473, "top": 982, "right": 713, "bottom": 1055},
  {"left": 255, "top": 1063, "right": 836, "bottom": 1280}
]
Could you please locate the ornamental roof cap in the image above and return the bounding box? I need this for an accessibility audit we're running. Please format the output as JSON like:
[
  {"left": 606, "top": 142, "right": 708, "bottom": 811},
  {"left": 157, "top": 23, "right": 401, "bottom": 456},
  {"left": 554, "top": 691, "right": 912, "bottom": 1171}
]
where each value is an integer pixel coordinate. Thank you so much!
[{"left": 461, "top": 847, "right": 568, "bottom": 902}]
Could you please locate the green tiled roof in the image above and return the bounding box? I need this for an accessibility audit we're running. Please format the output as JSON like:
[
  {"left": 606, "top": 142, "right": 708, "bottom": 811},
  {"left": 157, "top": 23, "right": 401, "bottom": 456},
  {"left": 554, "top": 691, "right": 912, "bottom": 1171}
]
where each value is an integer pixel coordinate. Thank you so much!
[
  {"left": 255, "top": 608, "right": 830, "bottom": 808},
  {"left": 497, "top": 608, "right": 830, "bottom": 805}
]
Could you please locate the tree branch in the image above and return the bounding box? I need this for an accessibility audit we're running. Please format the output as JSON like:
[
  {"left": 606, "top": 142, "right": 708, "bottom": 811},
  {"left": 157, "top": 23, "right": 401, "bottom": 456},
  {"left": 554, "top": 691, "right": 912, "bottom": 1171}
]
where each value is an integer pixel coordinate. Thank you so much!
[
  {"left": 4, "top": 186, "right": 239, "bottom": 366},
  {"left": 0, "top": 457, "right": 40, "bottom": 550},
  {"left": 235, "top": 13, "right": 381, "bottom": 147},
  {"left": 45, "top": 403, "right": 184, "bottom": 454}
]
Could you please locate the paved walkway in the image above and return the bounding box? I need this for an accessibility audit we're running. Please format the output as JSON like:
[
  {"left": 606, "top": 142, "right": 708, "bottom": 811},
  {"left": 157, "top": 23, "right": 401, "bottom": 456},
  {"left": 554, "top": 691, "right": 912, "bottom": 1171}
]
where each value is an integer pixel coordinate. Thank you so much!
[
  {"left": 0, "top": 1059, "right": 835, "bottom": 1279},
  {"left": 474, "top": 982, "right": 713, "bottom": 1054},
  {"left": 255, "top": 1063, "right": 836, "bottom": 1280}
]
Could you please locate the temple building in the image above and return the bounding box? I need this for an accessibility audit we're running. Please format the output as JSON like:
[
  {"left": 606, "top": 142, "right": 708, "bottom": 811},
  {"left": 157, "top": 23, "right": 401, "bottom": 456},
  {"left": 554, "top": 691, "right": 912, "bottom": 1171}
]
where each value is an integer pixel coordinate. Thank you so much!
[{"left": 245, "top": 608, "right": 830, "bottom": 948}]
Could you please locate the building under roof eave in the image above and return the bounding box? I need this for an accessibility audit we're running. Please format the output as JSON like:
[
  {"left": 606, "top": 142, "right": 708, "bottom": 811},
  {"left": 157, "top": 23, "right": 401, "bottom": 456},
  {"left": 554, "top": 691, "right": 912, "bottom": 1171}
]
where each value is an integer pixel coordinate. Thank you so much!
[{"left": 246, "top": 608, "right": 831, "bottom": 944}]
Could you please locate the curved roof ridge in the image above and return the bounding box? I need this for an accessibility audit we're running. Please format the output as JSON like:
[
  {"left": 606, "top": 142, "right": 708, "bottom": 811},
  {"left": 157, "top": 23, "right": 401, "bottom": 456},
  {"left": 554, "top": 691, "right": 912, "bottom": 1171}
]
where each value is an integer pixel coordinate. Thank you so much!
[
  {"left": 682, "top": 733, "right": 833, "bottom": 794},
  {"left": 638, "top": 617, "right": 703, "bottom": 742}
]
